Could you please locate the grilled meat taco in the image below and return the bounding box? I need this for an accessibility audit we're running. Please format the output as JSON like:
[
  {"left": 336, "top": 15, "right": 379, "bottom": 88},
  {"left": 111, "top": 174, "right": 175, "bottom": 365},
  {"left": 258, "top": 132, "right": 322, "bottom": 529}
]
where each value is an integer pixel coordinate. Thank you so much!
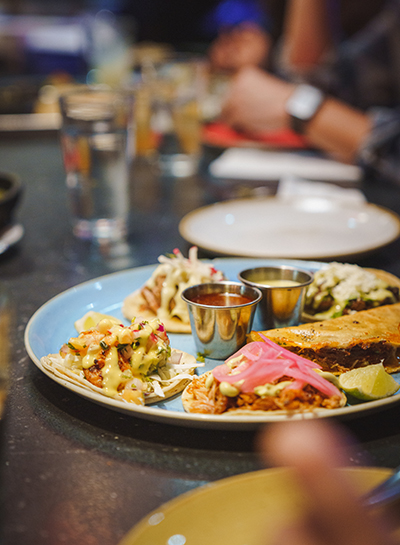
[
  {"left": 122, "top": 247, "right": 225, "bottom": 333},
  {"left": 182, "top": 338, "right": 346, "bottom": 415},
  {"left": 41, "top": 316, "right": 199, "bottom": 405},
  {"left": 251, "top": 303, "right": 400, "bottom": 375},
  {"left": 304, "top": 263, "right": 400, "bottom": 321}
]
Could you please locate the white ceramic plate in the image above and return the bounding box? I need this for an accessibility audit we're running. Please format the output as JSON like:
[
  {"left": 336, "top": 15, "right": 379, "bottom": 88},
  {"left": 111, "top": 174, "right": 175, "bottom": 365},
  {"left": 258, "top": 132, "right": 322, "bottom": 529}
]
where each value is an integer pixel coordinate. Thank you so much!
[
  {"left": 118, "top": 467, "right": 394, "bottom": 545},
  {"left": 179, "top": 198, "right": 400, "bottom": 259},
  {"left": 24, "top": 258, "right": 400, "bottom": 430}
]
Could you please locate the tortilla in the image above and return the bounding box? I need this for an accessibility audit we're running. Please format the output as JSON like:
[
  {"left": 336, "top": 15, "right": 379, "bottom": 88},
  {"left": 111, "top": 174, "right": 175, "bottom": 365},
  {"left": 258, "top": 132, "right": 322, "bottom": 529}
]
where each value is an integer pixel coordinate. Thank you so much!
[
  {"left": 303, "top": 267, "right": 400, "bottom": 322},
  {"left": 251, "top": 303, "right": 400, "bottom": 375},
  {"left": 122, "top": 289, "right": 192, "bottom": 333},
  {"left": 41, "top": 348, "right": 197, "bottom": 405},
  {"left": 366, "top": 268, "right": 400, "bottom": 288},
  {"left": 182, "top": 371, "right": 346, "bottom": 415}
]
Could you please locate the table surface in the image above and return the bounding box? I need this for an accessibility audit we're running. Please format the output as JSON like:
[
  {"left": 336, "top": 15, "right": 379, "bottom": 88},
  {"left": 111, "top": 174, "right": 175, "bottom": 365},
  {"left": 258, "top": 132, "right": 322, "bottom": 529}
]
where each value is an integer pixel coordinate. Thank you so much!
[{"left": 2, "top": 133, "right": 400, "bottom": 544}]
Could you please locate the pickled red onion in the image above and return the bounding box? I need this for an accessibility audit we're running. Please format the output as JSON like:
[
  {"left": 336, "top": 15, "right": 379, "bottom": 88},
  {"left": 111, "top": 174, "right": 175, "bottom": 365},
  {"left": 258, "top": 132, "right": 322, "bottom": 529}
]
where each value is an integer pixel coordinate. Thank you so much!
[
  {"left": 259, "top": 333, "right": 322, "bottom": 369},
  {"left": 212, "top": 339, "right": 340, "bottom": 398}
]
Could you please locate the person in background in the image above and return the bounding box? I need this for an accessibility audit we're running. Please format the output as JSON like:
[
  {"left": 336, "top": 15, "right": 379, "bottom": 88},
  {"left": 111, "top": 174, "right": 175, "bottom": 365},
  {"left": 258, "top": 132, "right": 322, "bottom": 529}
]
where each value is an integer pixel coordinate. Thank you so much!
[
  {"left": 206, "top": 0, "right": 274, "bottom": 72},
  {"left": 219, "top": 0, "right": 400, "bottom": 185},
  {"left": 122, "top": 0, "right": 269, "bottom": 54},
  {"left": 258, "top": 419, "right": 397, "bottom": 545},
  {"left": 208, "top": 23, "right": 271, "bottom": 73},
  {"left": 207, "top": 0, "right": 290, "bottom": 72}
]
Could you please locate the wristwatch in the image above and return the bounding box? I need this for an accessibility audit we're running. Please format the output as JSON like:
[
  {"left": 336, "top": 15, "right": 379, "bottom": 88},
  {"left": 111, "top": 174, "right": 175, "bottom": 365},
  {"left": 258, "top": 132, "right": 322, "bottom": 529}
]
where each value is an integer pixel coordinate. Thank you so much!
[{"left": 286, "top": 84, "right": 325, "bottom": 134}]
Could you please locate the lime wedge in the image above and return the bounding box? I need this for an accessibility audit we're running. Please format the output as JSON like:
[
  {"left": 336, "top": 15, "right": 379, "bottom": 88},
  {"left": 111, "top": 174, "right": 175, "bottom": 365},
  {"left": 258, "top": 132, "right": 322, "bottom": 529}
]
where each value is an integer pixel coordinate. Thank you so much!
[
  {"left": 338, "top": 363, "right": 400, "bottom": 401},
  {"left": 74, "top": 311, "right": 120, "bottom": 333}
]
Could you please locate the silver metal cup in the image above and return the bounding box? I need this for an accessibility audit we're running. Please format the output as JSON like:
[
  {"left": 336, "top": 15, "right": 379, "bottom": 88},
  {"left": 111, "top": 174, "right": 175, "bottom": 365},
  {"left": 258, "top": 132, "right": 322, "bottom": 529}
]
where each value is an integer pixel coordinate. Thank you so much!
[
  {"left": 238, "top": 266, "right": 313, "bottom": 330},
  {"left": 181, "top": 281, "right": 262, "bottom": 360}
]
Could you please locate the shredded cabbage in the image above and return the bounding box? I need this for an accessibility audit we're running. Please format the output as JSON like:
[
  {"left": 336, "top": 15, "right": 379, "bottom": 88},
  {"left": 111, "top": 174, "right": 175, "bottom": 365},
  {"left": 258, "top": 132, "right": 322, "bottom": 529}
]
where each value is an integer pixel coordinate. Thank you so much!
[{"left": 146, "top": 246, "right": 225, "bottom": 322}]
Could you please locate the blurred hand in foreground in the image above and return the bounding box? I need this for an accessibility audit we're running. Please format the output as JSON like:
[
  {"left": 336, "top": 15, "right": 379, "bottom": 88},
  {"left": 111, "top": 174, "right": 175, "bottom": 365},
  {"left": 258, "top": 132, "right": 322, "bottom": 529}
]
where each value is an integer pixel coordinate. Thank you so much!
[
  {"left": 258, "top": 420, "right": 397, "bottom": 545},
  {"left": 209, "top": 24, "right": 271, "bottom": 74}
]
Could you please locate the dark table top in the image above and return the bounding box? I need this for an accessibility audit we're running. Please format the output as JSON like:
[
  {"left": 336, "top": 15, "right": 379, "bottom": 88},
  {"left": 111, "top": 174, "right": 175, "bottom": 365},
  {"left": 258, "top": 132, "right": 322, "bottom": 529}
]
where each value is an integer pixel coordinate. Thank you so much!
[{"left": 1, "top": 133, "right": 400, "bottom": 544}]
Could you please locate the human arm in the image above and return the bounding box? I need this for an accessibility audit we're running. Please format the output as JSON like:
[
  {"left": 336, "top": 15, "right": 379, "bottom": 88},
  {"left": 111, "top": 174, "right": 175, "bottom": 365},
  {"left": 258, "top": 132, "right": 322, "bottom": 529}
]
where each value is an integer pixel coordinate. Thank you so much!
[
  {"left": 221, "top": 66, "right": 372, "bottom": 164},
  {"left": 280, "top": 0, "right": 334, "bottom": 74}
]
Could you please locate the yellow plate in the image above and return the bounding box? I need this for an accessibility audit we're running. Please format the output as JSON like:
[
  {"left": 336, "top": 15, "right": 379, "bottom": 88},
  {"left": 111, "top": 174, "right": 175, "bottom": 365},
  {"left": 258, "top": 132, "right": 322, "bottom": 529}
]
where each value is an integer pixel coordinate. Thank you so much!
[{"left": 119, "top": 467, "right": 394, "bottom": 545}]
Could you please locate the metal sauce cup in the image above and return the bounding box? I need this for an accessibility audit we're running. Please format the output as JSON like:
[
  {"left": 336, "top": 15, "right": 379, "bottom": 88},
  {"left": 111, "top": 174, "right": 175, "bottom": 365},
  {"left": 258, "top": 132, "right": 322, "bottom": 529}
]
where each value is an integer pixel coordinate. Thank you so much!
[
  {"left": 181, "top": 281, "right": 262, "bottom": 360},
  {"left": 238, "top": 266, "right": 313, "bottom": 330}
]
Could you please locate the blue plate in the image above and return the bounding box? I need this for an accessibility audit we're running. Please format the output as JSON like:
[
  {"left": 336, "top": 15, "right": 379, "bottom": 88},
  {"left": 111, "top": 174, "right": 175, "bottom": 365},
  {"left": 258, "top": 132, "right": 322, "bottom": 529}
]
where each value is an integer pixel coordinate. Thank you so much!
[{"left": 24, "top": 258, "right": 400, "bottom": 429}]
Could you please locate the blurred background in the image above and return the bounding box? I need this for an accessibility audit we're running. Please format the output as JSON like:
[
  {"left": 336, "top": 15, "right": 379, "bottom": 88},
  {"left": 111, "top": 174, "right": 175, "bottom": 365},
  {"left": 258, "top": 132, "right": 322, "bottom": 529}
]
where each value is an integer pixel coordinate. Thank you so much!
[
  {"left": 0, "top": 0, "right": 278, "bottom": 115},
  {"left": 0, "top": 0, "right": 380, "bottom": 116}
]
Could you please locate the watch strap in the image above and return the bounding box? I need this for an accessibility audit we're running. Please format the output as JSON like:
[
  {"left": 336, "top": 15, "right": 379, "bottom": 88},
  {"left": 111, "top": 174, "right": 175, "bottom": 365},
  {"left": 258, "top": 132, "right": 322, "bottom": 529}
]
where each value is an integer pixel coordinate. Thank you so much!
[
  {"left": 290, "top": 114, "right": 309, "bottom": 135},
  {"left": 286, "top": 84, "right": 325, "bottom": 134}
]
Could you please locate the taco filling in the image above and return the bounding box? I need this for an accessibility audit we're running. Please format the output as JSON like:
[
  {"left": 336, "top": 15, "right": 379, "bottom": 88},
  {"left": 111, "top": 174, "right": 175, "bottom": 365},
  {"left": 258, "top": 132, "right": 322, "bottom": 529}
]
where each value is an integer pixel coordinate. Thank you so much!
[
  {"left": 305, "top": 262, "right": 400, "bottom": 320},
  {"left": 182, "top": 336, "right": 346, "bottom": 415},
  {"left": 122, "top": 247, "right": 225, "bottom": 332},
  {"left": 41, "top": 316, "right": 198, "bottom": 405}
]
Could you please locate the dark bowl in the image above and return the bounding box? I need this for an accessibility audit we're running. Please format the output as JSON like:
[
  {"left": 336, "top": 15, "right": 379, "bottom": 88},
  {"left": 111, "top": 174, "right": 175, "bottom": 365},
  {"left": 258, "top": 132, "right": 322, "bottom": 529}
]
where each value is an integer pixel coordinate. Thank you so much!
[{"left": 0, "top": 173, "right": 22, "bottom": 230}]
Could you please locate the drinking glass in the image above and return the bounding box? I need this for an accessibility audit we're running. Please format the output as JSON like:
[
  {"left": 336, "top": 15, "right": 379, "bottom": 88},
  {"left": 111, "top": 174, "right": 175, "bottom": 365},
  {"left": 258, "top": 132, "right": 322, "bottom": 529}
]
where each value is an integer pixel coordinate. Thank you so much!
[
  {"left": 59, "top": 87, "right": 133, "bottom": 242},
  {"left": 136, "top": 56, "right": 206, "bottom": 177}
]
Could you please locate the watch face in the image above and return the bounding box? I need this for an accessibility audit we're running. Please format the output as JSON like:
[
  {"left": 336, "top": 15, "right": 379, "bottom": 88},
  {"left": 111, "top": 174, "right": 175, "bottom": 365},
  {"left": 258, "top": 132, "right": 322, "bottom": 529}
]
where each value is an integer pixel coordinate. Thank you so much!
[{"left": 286, "top": 85, "right": 324, "bottom": 120}]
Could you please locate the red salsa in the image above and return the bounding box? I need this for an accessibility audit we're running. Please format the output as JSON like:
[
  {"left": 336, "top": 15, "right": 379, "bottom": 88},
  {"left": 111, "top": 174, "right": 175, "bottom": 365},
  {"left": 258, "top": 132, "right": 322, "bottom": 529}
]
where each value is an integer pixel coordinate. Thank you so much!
[{"left": 191, "top": 292, "right": 253, "bottom": 307}]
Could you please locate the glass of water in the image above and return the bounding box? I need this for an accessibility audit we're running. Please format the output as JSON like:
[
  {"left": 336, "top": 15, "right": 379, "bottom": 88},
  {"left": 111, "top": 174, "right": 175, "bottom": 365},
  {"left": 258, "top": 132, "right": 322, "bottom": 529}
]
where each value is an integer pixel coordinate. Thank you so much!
[{"left": 59, "top": 87, "right": 134, "bottom": 242}]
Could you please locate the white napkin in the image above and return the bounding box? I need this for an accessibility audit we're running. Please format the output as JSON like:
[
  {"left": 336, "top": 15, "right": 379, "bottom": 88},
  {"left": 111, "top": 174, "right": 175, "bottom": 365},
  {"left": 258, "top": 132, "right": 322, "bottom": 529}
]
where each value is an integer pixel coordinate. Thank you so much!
[
  {"left": 276, "top": 176, "right": 367, "bottom": 207},
  {"left": 209, "top": 147, "right": 362, "bottom": 183}
]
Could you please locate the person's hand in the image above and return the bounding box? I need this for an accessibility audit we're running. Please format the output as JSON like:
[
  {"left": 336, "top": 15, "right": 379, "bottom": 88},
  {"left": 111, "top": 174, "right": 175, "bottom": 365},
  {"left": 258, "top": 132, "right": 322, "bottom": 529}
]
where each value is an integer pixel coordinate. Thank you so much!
[
  {"left": 258, "top": 420, "right": 397, "bottom": 545},
  {"left": 220, "top": 66, "right": 295, "bottom": 134},
  {"left": 209, "top": 24, "right": 271, "bottom": 73}
]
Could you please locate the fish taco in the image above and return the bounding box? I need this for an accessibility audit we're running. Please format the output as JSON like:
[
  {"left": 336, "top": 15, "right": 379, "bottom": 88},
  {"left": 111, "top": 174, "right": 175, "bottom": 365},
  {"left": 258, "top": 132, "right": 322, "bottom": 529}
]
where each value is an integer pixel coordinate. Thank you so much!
[{"left": 41, "top": 316, "right": 199, "bottom": 405}]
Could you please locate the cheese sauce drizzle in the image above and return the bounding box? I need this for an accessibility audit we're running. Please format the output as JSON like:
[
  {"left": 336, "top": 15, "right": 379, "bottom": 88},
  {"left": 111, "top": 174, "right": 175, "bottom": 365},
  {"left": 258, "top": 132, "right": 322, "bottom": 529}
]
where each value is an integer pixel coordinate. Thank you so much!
[
  {"left": 59, "top": 316, "right": 188, "bottom": 403},
  {"left": 305, "top": 262, "right": 398, "bottom": 319}
]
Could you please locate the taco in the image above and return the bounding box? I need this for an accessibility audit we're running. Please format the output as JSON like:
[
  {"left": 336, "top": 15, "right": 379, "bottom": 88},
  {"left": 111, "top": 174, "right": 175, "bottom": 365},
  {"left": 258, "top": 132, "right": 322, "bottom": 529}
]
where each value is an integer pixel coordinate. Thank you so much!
[
  {"left": 182, "top": 338, "right": 346, "bottom": 415},
  {"left": 303, "top": 263, "right": 400, "bottom": 321},
  {"left": 122, "top": 247, "right": 225, "bottom": 333},
  {"left": 41, "top": 316, "right": 199, "bottom": 405},
  {"left": 251, "top": 303, "right": 400, "bottom": 375}
]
